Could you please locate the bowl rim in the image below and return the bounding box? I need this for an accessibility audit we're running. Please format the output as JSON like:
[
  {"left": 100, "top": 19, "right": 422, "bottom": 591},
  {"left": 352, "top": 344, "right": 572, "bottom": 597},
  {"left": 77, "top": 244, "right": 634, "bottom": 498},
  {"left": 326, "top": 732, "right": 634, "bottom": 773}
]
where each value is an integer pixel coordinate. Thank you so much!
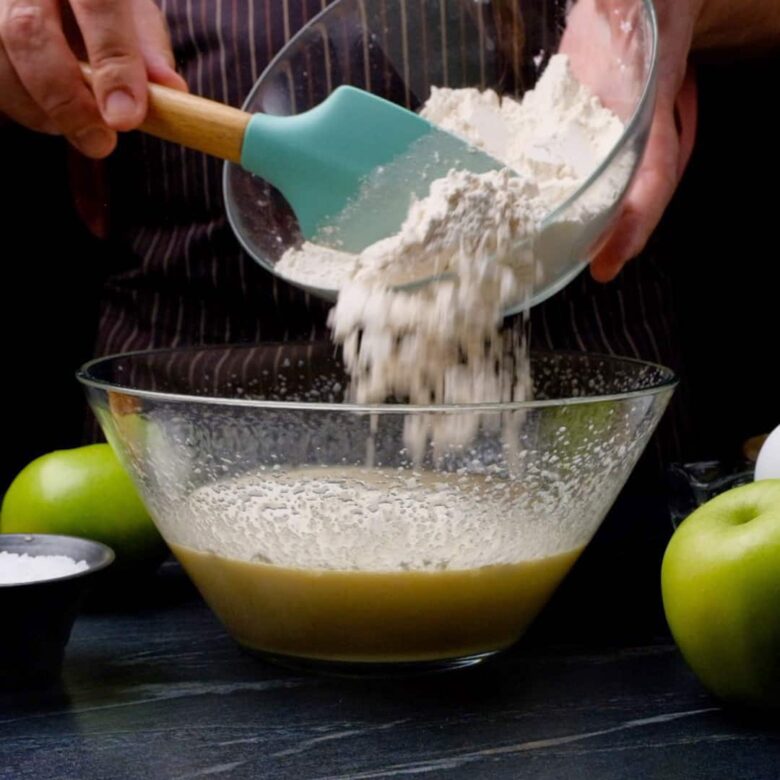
[
  {"left": 0, "top": 534, "right": 115, "bottom": 589},
  {"left": 222, "top": 0, "right": 660, "bottom": 306},
  {"left": 77, "top": 345, "right": 677, "bottom": 413}
]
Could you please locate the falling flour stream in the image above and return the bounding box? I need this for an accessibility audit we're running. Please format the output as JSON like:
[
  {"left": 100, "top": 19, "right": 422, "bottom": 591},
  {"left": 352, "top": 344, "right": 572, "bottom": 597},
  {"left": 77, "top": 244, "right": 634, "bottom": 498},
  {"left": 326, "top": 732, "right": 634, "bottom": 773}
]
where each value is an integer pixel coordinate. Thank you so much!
[{"left": 276, "top": 55, "right": 626, "bottom": 459}]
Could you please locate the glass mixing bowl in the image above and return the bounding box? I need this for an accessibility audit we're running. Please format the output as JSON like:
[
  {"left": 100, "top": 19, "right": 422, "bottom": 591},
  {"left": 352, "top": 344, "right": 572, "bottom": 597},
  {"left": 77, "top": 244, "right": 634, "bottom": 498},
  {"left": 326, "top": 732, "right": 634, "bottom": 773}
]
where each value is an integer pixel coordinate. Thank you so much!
[
  {"left": 79, "top": 345, "right": 675, "bottom": 673},
  {"left": 224, "top": 0, "right": 658, "bottom": 313}
]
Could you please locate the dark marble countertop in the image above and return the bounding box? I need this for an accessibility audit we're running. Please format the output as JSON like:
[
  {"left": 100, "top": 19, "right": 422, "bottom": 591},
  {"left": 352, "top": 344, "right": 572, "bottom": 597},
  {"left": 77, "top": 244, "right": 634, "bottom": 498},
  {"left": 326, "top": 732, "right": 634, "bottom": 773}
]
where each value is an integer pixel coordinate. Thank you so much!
[{"left": 2, "top": 564, "right": 778, "bottom": 780}]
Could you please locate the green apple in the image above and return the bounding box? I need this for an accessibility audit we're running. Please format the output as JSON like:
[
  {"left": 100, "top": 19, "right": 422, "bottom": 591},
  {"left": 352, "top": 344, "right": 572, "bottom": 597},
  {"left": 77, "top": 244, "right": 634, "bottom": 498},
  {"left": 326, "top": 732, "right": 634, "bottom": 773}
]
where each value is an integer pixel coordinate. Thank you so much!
[
  {"left": 661, "top": 480, "right": 780, "bottom": 707},
  {"left": 1, "top": 443, "right": 166, "bottom": 570},
  {"left": 539, "top": 399, "right": 619, "bottom": 462}
]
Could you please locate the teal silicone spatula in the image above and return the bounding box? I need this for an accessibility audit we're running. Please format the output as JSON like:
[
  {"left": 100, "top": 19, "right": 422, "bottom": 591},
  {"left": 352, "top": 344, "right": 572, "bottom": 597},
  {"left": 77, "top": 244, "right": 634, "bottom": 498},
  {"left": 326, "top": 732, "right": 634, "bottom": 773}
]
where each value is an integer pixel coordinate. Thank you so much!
[{"left": 124, "top": 77, "right": 503, "bottom": 253}]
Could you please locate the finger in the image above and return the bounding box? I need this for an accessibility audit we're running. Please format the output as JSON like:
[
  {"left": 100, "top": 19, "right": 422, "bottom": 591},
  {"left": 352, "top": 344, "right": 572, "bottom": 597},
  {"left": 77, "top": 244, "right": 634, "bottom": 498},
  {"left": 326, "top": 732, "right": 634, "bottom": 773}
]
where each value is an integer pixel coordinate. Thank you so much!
[
  {"left": 675, "top": 65, "right": 698, "bottom": 178},
  {"left": 69, "top": 0, "right": 148, "bottom": 130},
  {"left": 0, "top": 0, "right": 116, "bottom": 157},
  {"left": 590, "top": 100, "right": 681, "bottom": 282},
  {"left": 0, "top": 39, "right": 59, "bottom": 132},
  {"left": 133, "top": 0, "right": 188, "bottom": 91}
]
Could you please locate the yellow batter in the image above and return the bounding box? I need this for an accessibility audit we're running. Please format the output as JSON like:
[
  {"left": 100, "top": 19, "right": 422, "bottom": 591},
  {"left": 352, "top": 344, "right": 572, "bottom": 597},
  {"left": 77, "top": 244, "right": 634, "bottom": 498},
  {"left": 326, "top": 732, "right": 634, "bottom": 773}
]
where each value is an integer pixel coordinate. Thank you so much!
[{"left": 172, "top": 543, "right": 581, "bottom": 663}]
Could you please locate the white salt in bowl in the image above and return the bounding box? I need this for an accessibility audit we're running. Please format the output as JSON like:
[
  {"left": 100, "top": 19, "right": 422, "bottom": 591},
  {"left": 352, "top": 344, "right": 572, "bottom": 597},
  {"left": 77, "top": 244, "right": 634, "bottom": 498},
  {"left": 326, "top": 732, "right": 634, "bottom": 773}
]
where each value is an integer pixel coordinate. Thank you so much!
[
  {"left": 224, "top": 0, "right": 658, "bottom": 313},
  {"left": 0, "top": 534, "right": 114, "bottom": 687}
]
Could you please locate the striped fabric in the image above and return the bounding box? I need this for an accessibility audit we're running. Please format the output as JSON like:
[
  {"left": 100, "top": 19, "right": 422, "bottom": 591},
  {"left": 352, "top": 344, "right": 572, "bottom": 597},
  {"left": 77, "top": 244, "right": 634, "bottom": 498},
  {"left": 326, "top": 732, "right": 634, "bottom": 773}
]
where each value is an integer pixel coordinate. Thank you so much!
[{"left": 94, "top": 0, "right": 687, "bottom": 467}]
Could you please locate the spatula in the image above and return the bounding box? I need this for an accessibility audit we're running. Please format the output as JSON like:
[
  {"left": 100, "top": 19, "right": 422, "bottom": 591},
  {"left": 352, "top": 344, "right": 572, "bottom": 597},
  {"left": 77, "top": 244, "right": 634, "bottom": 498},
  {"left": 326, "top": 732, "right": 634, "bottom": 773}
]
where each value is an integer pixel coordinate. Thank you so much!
[{"left": 82, "top": 67, "right": 502, "bottom": 253}]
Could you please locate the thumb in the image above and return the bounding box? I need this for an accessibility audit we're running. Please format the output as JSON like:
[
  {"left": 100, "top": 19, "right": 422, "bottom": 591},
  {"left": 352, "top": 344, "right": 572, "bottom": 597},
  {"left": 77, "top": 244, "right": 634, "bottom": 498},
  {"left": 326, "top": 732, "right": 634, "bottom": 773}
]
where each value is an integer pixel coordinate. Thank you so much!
[
  {"left": 590, "top": 95, "right": 682, "bottom": 283},
  {"left": 675, "top": 64, "right": 698, "bottom": 178},
  {"left": 69, "top": 0, "right": 148, "bottom": 131}
]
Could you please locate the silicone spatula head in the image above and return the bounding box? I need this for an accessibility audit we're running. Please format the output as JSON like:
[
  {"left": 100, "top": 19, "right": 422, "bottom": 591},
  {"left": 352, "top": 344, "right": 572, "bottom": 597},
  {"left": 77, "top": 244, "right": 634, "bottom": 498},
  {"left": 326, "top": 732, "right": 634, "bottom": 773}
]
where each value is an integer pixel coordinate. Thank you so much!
[{"left": 240, "top": 86, "right": 503, "bottom": 252}]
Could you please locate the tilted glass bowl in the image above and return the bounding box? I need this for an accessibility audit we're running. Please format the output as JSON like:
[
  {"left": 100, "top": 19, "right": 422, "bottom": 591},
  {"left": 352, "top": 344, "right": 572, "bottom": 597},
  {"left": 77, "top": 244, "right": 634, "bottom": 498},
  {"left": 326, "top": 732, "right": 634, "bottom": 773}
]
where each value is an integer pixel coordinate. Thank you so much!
[
  {"left": 79, "top": 345, "right": 674, "bottom": 673},
  {"left": 224, "top": 0, "right": 658, "bottom": 313}
]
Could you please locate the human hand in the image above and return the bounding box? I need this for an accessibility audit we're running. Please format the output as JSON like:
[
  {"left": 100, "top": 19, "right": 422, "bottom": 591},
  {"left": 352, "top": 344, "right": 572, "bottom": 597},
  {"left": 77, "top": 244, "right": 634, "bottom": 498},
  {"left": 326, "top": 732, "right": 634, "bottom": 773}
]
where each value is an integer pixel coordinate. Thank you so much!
[
  {"left": 0, "top": 0, "right": 187, "bottom": 158},
  {"left": 561, "top": 0, "right": 700, "bottom": 281}
]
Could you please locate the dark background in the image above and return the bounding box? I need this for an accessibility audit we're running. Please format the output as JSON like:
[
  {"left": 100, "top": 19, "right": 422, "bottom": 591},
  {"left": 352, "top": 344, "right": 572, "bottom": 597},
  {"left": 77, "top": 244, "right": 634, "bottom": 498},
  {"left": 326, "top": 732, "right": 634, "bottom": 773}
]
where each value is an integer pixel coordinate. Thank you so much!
[
  {"left": 1, "top": 126, "right": 101, "bottom": 490},
  {"left": 1, "top": 56, "right": 777, "bottom": 640},
  {"left": 669, "top": 57, "right": 778, "bottom": 462}
]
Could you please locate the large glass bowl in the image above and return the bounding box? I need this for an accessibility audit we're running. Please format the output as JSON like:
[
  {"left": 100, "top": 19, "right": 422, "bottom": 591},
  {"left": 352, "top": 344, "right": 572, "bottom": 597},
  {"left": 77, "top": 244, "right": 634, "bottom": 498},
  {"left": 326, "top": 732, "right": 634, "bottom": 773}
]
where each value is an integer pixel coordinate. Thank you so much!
[
  {"left": 79, "top": 345, "right": 675, "bottom": 673},
  {"left": 225, "top": 0, "right": 658, "bottom": 313}
]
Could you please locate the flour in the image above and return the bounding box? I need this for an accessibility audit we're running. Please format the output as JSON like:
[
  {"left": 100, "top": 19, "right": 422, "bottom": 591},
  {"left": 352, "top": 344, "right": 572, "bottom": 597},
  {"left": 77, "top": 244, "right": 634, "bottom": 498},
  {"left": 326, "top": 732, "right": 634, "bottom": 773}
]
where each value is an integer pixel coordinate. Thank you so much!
[
  {"left": 276, "top": 54, "right": 625, "bottom": 290},
  {"left": 277, "top": 54, "right": 627, "bottom": 459},
  {"left": 351, "top": 168, "right": 545, "bottom": 287},
  {"left": 273, "top": 242, "right": 355, "bottom": 290},
  {"left": 330, "top": 170, "right": 538, "bottom": 460},
  {"left": 168, "top": 467, "right": 572, "bottom": 571}
]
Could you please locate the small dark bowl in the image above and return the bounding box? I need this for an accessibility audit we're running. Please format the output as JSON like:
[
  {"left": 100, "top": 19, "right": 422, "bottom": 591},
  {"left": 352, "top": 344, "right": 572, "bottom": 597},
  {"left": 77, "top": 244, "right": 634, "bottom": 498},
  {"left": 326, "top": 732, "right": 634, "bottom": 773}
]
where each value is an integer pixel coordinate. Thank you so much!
[{"left": 0, "top": 534, "right": 114, "bottom": 688}]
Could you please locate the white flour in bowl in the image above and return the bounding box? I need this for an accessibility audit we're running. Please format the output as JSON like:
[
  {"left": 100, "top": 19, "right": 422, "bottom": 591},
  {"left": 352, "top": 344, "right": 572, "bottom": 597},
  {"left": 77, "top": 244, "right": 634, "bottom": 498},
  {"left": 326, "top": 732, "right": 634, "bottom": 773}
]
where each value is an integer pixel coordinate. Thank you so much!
[
  {"left": 279, "top": 55, "right": 627, "bottom": 458},
  {"left": 276, "top": 54, "right": 625, "bottom": 290}
]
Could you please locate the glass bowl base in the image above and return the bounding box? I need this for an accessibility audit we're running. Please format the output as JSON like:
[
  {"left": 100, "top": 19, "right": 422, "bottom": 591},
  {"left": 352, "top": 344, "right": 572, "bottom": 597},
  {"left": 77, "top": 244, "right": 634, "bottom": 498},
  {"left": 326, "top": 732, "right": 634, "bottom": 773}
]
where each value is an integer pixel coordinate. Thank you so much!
[{"left": 239, "top": 646, "right": 501, "bottom": 678}]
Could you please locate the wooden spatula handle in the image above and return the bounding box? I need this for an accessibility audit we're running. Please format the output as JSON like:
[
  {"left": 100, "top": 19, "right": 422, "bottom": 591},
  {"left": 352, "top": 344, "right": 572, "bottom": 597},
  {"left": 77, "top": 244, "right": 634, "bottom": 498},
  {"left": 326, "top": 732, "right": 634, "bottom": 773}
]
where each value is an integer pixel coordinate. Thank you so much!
[
  {"left": 80, "top": 64, "right": 251, "bottom": 163},
  {"left": 142, "top": 83, "right": 251, "bottom": 163}
]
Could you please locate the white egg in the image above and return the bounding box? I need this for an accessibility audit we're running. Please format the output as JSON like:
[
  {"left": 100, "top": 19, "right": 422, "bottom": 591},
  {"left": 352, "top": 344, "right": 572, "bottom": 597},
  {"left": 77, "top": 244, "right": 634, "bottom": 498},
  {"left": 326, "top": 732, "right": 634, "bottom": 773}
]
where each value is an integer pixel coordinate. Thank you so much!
[{"left": 755, "top": 424, "right": 780, "bottom": 481}]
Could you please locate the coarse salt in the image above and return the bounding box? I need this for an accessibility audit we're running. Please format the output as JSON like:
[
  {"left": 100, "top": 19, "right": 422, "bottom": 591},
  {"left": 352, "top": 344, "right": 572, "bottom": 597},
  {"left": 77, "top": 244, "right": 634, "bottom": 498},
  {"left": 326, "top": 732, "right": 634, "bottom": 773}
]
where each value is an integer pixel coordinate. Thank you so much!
[{"left": 0, "top": 551, "right": 89, "bottom": 585}]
